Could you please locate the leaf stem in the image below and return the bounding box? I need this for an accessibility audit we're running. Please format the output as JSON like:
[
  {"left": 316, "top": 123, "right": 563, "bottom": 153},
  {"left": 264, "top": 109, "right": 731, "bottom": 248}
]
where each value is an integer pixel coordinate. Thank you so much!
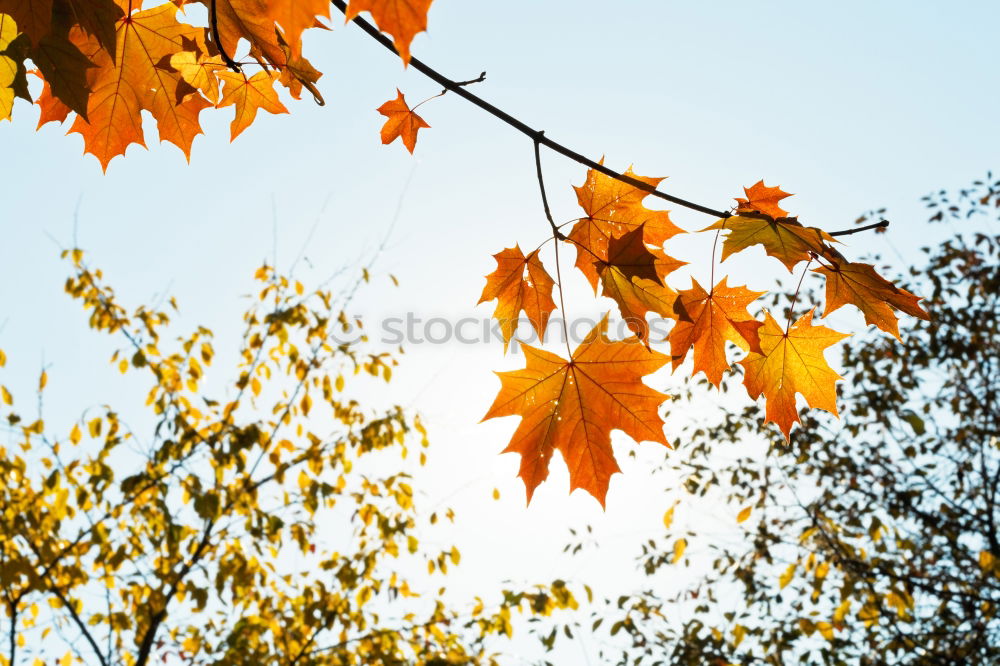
[
  {"left": 534, "top": 139, "right": 573, "bottom": 357},
  {"left": 785, "top": 258, "right": 813, "bottom": 334}
]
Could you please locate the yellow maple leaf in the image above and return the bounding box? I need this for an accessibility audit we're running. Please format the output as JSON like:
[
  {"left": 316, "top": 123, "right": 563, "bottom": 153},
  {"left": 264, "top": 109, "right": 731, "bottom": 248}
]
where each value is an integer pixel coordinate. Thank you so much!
[
  {"left": 216, "top": 70, "right": 289, "bottom": 141},
  {"left": 739, "top": 309, "right": 849, "bottom": 441},
  {"left": 705, "top": 214, "right": 837, "bottom": 272}
]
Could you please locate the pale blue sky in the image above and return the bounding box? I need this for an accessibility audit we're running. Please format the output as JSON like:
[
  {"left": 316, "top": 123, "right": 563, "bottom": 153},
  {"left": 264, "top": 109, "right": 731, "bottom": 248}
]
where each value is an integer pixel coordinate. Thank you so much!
[{"left": 1, "top": 1, "right": 998, "bottom": 659}]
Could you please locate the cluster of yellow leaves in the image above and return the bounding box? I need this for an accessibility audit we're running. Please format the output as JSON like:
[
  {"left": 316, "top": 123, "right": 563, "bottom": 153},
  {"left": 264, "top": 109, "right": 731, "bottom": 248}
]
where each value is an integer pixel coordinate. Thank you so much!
[
  {"left": 477, "top": 173, "right": 930, "bottom": 505},
  {"left": 0, "top": 249, "right": 581, "bottom": 664},
  {"left": 0, "top": 0, "right": 436, "bottom": 168}
]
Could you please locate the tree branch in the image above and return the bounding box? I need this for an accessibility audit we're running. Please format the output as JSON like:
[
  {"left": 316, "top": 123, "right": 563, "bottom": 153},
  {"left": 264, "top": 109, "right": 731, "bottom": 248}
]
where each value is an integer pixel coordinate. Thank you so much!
[
  {"left": 133, "top": 520, "right": 216, "bottom": 666},
  {"left": 21, "top": 539, "right": 110, "bottom": 666},
  {"left": 330, "top": 0, "right": 729, "bottom": 219}
]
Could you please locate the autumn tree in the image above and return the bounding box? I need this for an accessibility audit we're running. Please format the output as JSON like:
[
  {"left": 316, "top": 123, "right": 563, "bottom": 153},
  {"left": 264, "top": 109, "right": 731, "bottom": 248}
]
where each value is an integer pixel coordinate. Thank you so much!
[
  {"left": 0, "top": 251, "right": 580, "bottom": 666},
  {"left": 580, "top": 176, "right": 1000, "bottom": 664}
]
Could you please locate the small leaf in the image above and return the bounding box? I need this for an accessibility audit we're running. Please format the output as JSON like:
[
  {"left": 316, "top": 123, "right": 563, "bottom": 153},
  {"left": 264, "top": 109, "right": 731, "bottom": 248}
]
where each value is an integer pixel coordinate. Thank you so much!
[
  {"left": 672, "top": 538, "right": 686, "bottom": 563},
  {"left": 736, "top": 506, "right": 752, "bottom": 523},
  {"left": 779, "top": 562, "right": 796, "bottom": 589},
  {"left": 376, "top": 88, "right": 429, "bottom": 153},
  {"left": 734, "top": 180, "right": 793, "bottom": 219},
  {"left": 662, "top": 505, "right": 675, "bottom": 529}
]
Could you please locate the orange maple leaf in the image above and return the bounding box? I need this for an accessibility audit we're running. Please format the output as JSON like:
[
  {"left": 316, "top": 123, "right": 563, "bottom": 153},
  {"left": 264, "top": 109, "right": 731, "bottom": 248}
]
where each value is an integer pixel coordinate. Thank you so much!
[
  {"left": 704, "top": 214, "right": 837, "bottom": 272},
  {"left": 169, "top": 45, "right": 227, "bottom": 106},
  {"left": 813, "top": 260, "right": 929, "bottom": 339},
  {"left": 345, "top": 0, "right": 432, "bottom": 65},
  {"left": 268, "top": 0, "right": 331, "bottom": 52},
  {"left": 593, "top": 225, "right": 682, "bottom": 345},
  {"left": 483, "top": 316, "right": 670, "bottom": 505},
  {"left": 35, "top": 76, "right": 71, "bottom": 127},
  {"left": 735, "top": 180, "right": 793, "bottom": 219},
  {"left": 68, "top": 3, "right": 212, "bottom": 170},
  {"left": 376, "top": 88, "right": 429, "bottom": 153},
  {"left": 478, "top": 245, "right": 556, "bottom": 351},
  {"left": 669, "top": 278, "right": 764, "bottom": 387},
  {"left": 216, "top": 70, "right": 289, "bottom": 140},
  {"left": 569, "top": 164, "right": 684, "bottom": 289},
  {"left": 739, "top": 309, "right": 849, "bottom": 441}
]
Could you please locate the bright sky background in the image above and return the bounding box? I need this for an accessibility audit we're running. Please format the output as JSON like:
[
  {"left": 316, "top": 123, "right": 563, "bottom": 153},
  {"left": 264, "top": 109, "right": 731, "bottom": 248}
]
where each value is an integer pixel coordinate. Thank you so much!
[{"left": 2, "top": 1, "right": 999, "bottom": 661}]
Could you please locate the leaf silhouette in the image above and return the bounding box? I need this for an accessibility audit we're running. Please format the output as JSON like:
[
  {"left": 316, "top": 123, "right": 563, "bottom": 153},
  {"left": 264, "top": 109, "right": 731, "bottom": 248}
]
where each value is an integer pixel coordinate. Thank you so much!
[
  {"left": 0, "top": 0, "right": 51, "bottom": 45},
  {"left": 483, "top": 316, "right": 670, "bottom": 505},
  {"left": 593, "top": 225, "right": 682, "bottom": 345}
]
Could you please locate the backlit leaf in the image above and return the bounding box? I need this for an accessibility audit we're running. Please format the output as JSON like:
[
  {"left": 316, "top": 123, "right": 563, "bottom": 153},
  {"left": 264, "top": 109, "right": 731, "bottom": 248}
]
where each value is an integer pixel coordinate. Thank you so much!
[
  {"left": 740, "top": 309, "right": 849, "bottom": 441},
  {"left": 345, "top": 0, "right": 433, "bottom": 65},
  {"left": 734, "top": 179, "right": 793, "bottom": 219},
  {"left": 483, "top": 315, "right": 670, "bottom": 505},
  {"left": 669, "top": 277, "right": 764, "bottom": 386},
  {"left": 814, "top": 260, "right": 929, "bottom": 339},
  {"left": 216, "top": 70, "right": 289, "bottom": 141},
  {"left": 478, "top": 245, "right": 556, "bottom": 352},
  {"left": 376, "top": 88, "right": 429, "bottom": 153},
  {"left": 705, "top": 214, "right": 837, "bottom": 272}
]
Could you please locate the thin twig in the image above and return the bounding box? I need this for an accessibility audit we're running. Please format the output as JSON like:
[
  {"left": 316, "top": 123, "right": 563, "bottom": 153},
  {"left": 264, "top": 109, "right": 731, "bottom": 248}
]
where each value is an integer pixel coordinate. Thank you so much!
[
  {"left": 332, "top": 0, "right": 900, "bottom": 246},
  {"left": 534, "top": 139, "right": 573, "bottom": 357},
  {"left": 785, "top": 258, "right": 813, "bottom": 334},
  {"left": 830, "top": 219, "right": 890, "bottom": 237},
  {"left": 331, "top": 0, "right": 728, "bottom": 219},
  {"left": 453, "top": 71, "right": 486, "bottom": 88}
]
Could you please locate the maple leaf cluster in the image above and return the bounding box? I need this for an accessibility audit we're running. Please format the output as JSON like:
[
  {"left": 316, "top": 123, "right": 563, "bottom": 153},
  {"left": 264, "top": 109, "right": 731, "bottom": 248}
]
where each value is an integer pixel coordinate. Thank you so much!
[
  {"left": 0, "top": 0, "right": 433, "bottom": 169},
  {"left": 478, "top": 176, "right": 930, "bottom": 505}
]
